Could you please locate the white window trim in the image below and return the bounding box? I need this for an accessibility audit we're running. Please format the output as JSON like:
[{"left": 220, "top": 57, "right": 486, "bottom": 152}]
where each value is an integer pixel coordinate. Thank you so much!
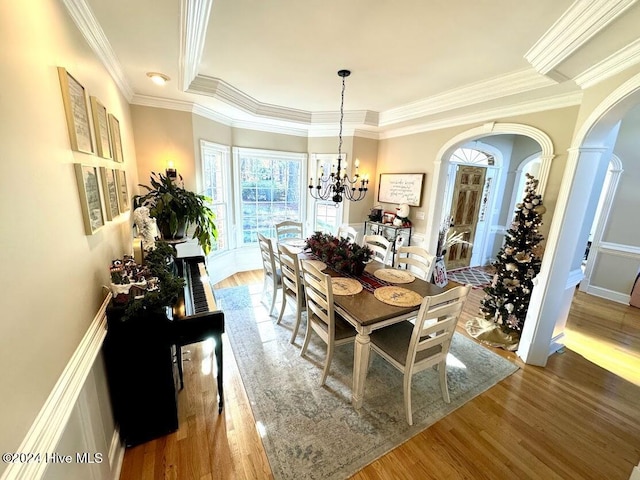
[
  {"left": 308, "top": 153, "right": 346, "bottom": 234},
  {"left": 200, "top": 140, "right": 232, "bottom": 254}
]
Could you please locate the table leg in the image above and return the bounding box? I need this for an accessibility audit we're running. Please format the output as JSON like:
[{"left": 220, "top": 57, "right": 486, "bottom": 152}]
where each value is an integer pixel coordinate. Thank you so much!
[{"left": 352, "top": 332, "right": 371, "bottom": 409}]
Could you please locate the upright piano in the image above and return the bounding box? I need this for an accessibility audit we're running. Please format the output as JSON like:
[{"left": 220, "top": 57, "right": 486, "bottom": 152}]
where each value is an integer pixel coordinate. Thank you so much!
[{"left": 104, "top": 248, "right": 224, "bottom": 447}]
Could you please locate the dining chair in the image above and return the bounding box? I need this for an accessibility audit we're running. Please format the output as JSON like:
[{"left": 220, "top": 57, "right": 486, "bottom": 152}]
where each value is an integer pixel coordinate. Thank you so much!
[
  {"left": 277, "top": 243, "right": 305, "bottom": 343},
  {"left": 363, "top": 234, "right": 393, "bottom": 265},
  {"left": 275, "top": 220, "right": 303, "bottom": 242},
  {"left": 257, "top": 233, "right": 281, "bottom": 316},
  {"left": 395, "top": 246, "right": 436, "bottom": 281},
  {"left": 337, "top": 224, "right": 359, "bottom": 244},
  {"left": 367, "top": 284, "right": 472, "bottom": 425},
  {"left": 300, "top": 260, "right": 357, "bottom": 386}
]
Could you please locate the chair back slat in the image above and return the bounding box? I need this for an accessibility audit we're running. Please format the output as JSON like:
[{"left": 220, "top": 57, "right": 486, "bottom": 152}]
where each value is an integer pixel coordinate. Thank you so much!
[
  {"left": 395, "top": 246, "right": 436, "bottom": 281},
  {"left": 364, "top": 235, "right": 392, "bottom": 264},
  {"left": 257, "top": 233, "right": 277, "bottom": 276},
  {"left": 337, "top": 224, "right": 359, "bottom": 244},
  {"left": 276, "top": 220, "right": 303, "bottom": 241},
  {"left": 301, "top": 261, "right": 333, "bottom": 329}
]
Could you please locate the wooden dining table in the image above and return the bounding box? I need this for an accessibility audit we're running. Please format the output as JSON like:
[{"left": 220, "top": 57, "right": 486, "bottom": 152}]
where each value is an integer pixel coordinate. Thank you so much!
[{"left": 299, "top": 254, "right": 447, "bottom": 409}]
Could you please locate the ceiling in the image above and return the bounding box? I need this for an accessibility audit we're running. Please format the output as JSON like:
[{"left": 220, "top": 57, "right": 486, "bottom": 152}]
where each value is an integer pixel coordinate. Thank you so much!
[{"left": 79, "top": 0, "right": 640, "bottom": 136}]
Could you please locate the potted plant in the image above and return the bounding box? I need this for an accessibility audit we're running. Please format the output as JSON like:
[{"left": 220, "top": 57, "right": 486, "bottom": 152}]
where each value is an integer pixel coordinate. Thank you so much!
[{"left": 134, "top": 172, "right": 218, "bottom": 254}]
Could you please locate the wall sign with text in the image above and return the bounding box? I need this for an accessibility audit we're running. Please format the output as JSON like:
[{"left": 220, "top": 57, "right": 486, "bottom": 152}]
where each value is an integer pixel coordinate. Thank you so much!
[{"left": 377, "top": 173, "right": 425, "bottom": 207}]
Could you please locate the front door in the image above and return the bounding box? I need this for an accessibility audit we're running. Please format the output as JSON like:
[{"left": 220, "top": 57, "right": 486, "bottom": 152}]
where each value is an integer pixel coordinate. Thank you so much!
[{"left": 446, "top": 165, "right": 486, "bottom": 270}]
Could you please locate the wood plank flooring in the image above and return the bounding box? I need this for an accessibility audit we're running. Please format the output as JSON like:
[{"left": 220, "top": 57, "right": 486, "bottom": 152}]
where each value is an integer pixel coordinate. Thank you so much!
[{"left": 119, "top": 271, "right": 640, "bottom": 480}]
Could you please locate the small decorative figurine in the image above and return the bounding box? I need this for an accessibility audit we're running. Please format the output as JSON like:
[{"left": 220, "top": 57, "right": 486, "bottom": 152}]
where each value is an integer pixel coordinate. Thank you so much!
[
  {"left": 393, "top": 203, "right": 411, "bottom": 227},
  {"left": 132, "top": 206, "right": 158, "bottom": 251}
]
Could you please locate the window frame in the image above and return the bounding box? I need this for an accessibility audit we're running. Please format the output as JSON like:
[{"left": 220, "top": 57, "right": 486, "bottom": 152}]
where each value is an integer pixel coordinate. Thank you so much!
[
  {"left": 200, "top": 140, "right": 231, "bottom": 255},
  {"left": 309, "top": 153, "right": 345, "bottom": 234}
]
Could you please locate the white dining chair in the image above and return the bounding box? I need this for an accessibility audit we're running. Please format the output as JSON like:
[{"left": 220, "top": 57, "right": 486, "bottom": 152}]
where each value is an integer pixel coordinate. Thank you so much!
[
  {"left": 277, "top": 243, "right": 305, "bottom": 343},
  {"left": 395, "top": 246, "right": 436, "bottom": 282},
  {"left": 257, "top": 233, "right": 281, "bottom": 316},
  {"left": 363, "top": 234, "right": 393, "bottom": 265},
  {"left": 366, "top": 284, "right": 471, "bottom": 425},
  {"left": 337, "top": 224, "right": 359, "bottom": 244},
  {"left": 275, "top": 220, "right": 303, "bottom": 242},
  {"left": 300, "top": 260, "right": 357, "bottom": 385}
]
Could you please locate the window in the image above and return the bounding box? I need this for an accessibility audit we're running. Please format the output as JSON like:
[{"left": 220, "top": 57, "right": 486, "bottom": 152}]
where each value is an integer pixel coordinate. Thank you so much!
[
  {"left": 310, "top": 153, "right": 344, "bottom": 234},
  {"left": 233, "top": 147, "right": 307, "bottom": 245},
  {"left": 201, "top": 140, "right": 230, "bottom": 254}
]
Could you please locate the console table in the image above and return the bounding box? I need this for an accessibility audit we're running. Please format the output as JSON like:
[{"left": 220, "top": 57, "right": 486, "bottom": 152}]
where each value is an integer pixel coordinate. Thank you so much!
[{"left": 364, "top": 221, "right": 412, "bottom": 266}]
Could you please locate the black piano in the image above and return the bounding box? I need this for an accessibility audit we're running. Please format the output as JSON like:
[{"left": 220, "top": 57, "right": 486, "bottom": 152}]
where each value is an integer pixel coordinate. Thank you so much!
[{"left": 104, "top": 249, "right": 224, "bottom": 447}]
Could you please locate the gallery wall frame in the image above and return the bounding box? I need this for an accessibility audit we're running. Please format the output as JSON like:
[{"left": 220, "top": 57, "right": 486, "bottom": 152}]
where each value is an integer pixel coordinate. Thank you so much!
[
  {"left": 109, "top": 114, "right": 124, "bottom": 163},
  {"left": 378, "top": 173, "right": 425, "bottom": 207},
  {"left": 90, "top": 96, "right": 112, "bottom": 159},
  {"left": 58, "top": 67, "right": 93, "bottom": 154},
  {"left": 74, "top": 164, "right": 105, "bottom": 235},
  {"left": 100, "top": 167, "right": 120, "bottom": 220},
  {"left": 116, "top": 169, "right": 130, "bottom": 212}
]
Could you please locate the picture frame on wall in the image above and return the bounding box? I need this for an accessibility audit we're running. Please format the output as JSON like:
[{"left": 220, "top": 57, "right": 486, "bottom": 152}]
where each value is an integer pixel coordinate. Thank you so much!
[
  {"left": 74, "top": 164, "right": 105, "bottom": 235},
  {"left": 100, "top": 167, "right": 120, "bottom": 220},
  {"left": 378, "top": 173, "right": 425, "bottom": 207},
  {"left": 90, "top": 97, "right": 112, "bottom": 159},
  {"left": 58, "top": 67, "right": 93, "bottom": 154},
  {"left": 116, "top": 169, "right": 130, "bottom": 212},
  {"left": 109, "top": 114, "right": 124, "bottom": 163}
]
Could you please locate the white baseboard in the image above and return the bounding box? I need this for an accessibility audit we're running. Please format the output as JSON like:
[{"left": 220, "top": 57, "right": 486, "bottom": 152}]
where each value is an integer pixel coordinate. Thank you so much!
[
  {"left": 0, "top": 295, "right": 111, "bottom": 480},
  {"left": 584, "top": 285, "right": 631, "bottom": 305},
  {"left": 109, "top": 428, "right": 124, "bottom": 480}
]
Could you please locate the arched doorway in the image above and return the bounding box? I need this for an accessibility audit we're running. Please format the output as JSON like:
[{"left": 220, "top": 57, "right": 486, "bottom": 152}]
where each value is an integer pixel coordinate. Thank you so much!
[{"left": 519, "top": 72, "right": 640, "bottom": 366}]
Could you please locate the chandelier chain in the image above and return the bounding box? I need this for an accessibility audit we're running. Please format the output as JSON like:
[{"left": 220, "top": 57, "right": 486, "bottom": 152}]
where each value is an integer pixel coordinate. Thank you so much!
[{"left": 338, "top": 73, "right": 345, "bottom": 159}]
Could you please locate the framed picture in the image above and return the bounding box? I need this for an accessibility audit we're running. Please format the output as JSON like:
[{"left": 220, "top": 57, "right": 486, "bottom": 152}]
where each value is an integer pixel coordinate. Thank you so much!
[
  {"left": 378, "top": 173, "right": 425, "bottom": 207},
  {"left": 109, "top": 114, "right": 124, "bottom": 162},
  {"left": 116, "top": 169, "right": 130, "bottom": 212},
  {"left": 90, "top": 97, "right": 112, "bottom": 159},
  {"left": 58, "top": 67, "right": 93, "bottom": 154},
  {"left": 383, "top": 211, "right": 396, "bottom": 224},
  {"left": 100, "top": 167, "right": 120, "bottom": 220},
  {"left": 74, "top": 164, "right": 105, "bottom": 235}
]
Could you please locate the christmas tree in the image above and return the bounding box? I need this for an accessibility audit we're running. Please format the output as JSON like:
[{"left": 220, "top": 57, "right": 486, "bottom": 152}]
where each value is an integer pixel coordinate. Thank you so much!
[{"left": 480, "top": 173, "right": 546, "bottom": 334}]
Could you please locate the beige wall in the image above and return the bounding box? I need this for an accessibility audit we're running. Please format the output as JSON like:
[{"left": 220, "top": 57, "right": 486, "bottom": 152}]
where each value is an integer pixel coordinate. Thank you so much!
[
  {"left": 0, "top": 0, "right": 136, "bottom": 468},
  {"left": 131, "top": 106, "right": 196, "bottom": 192}
]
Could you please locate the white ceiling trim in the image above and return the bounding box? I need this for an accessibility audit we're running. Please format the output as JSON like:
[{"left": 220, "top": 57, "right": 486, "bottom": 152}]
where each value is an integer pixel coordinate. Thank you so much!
[
  {"left": 379, "top": 91, "right": 583, "bottom": 140},
  {"left": 379, "top": 69, "right": 557, "bottom": 126},
  {"left": 61, "top": 0, "right": 134, "bottom": 100},
  {"left": 574, "top": 38, "right": 640, "bottom": 88},
  {"left": 179, "top": 0, "right": 213, "bottom": 91},
  {"left": 525, "top": 0, "right": 638, "bottom": 75}
]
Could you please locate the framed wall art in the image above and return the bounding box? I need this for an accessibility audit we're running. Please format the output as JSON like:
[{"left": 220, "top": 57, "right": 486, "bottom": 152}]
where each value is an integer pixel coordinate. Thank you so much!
[
  {"left": 109, "top": 114, "right": 124, "bottom": 162},
  {"left": 378, "top": 173, "right": 425, "bottom": 207},
  {"left": 116, "top": 169, "right": 130, "bottom": 212},
  {"left": 58, "top": 67, "right": 93, "bottom": 154},
  {"left": 90, "top": 96, "right": 112, "bottom": 159},
  {"left": 100, "top": 167, "right": 120, "bottom": 220},
  {"left": 74, "top": 164, "right": 105, "bottom": 235}
]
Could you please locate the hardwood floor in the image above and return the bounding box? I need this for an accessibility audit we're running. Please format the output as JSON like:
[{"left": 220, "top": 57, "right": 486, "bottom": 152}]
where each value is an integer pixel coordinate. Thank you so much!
[{"left": 119, "top": 271, "right": 640, "bottom": 480}]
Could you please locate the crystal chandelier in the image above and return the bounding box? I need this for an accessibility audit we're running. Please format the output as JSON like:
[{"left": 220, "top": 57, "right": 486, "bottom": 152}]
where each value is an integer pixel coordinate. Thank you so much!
[{"left": 308, "top": 70, "right": 369, "bottom": 203}]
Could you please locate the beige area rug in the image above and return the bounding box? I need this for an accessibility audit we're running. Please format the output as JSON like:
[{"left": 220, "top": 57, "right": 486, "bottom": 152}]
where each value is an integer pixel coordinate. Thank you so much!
[{"left": 215, "top": 286, "right": 519, "bottom": 480}]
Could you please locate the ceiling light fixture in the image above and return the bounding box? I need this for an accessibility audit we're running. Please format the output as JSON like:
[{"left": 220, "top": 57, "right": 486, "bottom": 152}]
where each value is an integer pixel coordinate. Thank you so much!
[
  {"left": 146, "top": 72, "right": 170, "bottom": 85},
  {"left": 308, "top": 69, "right": 368, "bottom": 203}
]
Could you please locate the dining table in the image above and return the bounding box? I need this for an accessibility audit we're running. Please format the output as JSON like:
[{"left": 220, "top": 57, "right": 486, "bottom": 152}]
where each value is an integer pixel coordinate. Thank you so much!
[{"left": 299, "top": 253, "right": 448, "bottom": 409}]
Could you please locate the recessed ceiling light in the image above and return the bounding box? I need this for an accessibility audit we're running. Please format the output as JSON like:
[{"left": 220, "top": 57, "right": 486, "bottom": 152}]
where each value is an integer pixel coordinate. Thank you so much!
[{"left": 146, "top": 72, "right": 170, "bottom": 85}]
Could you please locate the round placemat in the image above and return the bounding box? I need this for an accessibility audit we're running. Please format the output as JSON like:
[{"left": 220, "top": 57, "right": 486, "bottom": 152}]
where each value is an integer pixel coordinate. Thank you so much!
[
  {"left": 304, "top": 260, "right": 327, "bottom": 271},
  {"left": 331, "top": 277, "right": 363, "bottom": 296},
  {"left": 374, "top": 286, "right": 423, "bottom": 307},
  {"left": 373, "top": 268, "right": 415, "bottom": 284}
]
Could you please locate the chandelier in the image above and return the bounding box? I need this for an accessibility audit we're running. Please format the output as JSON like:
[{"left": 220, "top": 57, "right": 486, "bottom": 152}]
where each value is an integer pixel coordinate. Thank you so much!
[{"left": 308, "top": 70, "right": 369, "bottom": 203}]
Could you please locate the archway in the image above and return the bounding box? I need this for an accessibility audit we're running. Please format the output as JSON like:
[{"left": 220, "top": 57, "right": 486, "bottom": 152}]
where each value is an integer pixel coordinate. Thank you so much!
[{"left": 518, "top": 72, "right": 640, "bottom": 366}]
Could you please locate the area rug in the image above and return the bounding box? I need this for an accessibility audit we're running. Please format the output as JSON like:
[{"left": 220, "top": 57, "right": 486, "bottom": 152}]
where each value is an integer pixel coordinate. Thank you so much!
[
  {"left": 214, "top": 285, "right": 518, "bottom": 480},
  {"left": 447, "top": 265, "right": 493, "bottom": 289}
]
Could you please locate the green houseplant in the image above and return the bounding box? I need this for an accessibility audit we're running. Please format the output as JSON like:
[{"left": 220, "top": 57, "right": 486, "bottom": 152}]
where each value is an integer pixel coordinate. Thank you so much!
[{"left": 135, "top": 172, "right": 218, "bottom": 254}]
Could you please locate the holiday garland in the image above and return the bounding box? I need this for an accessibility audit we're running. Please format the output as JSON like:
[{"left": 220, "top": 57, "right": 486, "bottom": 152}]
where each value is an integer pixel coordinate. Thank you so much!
[{"left": 480, "top": 174, "right": 546, "bottom": 333}]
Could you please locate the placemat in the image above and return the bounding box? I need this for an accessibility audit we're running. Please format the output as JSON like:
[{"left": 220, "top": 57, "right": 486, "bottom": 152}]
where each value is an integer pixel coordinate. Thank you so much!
[
  {"left": 374, "top": 286, "right": 423, "bottom": 307},
  {"left": 331, "top": 277, "right": 363, "bottom": 296},
  {"left": 373, "top": 269, "right": 415, "bottom": 284},
  {"left": 304, "top": 260, "right": 327, "bottom": 271}
]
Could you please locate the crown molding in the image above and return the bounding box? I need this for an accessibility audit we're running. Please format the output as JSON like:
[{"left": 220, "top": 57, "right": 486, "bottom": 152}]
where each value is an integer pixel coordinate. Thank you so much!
[
  {"left": 525, "top": 0, "right": 638, "bottom": 75},
  {"left": 574, "top": 38, "right": 640, "bottom": 88},
  {"left": 380, "top": 91, "right": 583, "bottom": 139},
  {"left": 61, "top": 0, "right": 134, "bottom": 100},
  {"left": 179, "top": 0, "right": 213, "bottom": 91},
  {"left": 379, "top": 69, "right": 556, "bottom": 126}
]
